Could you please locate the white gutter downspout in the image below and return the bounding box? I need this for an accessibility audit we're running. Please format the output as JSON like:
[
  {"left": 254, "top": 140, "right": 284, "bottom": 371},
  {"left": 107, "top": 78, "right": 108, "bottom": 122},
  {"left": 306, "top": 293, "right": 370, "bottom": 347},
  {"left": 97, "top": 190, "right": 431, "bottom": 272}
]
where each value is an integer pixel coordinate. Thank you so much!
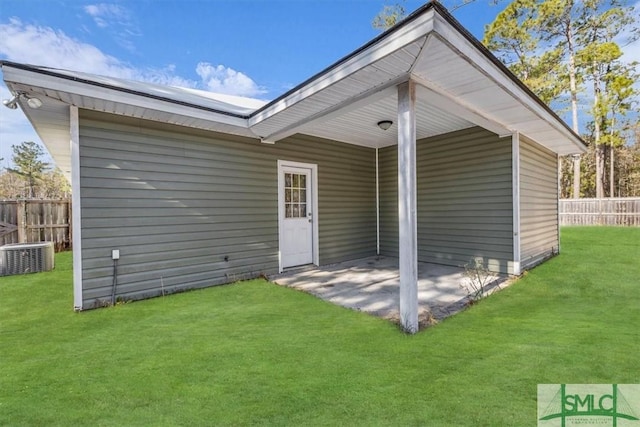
[{"left": 376, "top": 148, "right": 380, "bottom": 256}]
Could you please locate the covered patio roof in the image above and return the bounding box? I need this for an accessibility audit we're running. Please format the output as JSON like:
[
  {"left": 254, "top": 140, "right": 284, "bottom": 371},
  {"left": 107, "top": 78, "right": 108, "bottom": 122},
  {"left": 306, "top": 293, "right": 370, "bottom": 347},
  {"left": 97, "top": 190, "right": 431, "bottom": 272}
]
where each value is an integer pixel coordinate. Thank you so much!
[{"left": 1, "top": 2, "right": 585, "bottom": 182}]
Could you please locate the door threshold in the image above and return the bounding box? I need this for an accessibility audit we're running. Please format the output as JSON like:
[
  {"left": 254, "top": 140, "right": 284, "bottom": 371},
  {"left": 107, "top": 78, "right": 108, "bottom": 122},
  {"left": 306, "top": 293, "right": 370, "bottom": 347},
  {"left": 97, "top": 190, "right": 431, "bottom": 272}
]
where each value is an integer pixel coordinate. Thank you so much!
[
  {"left": 283, "top": 263, "right": 315, "bottom": 272},
  {"left": 273, "top": 264, "right": 317, "bottom": 278}
]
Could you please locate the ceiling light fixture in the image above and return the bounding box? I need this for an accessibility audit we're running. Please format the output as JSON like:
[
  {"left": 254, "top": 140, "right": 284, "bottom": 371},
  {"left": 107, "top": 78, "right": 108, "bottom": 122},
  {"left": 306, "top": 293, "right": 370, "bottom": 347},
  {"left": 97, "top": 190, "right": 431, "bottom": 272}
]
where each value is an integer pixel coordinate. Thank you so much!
[
  {"left": 2, "top": 92, "right": 43, "bottom": 110},
  {"left": 377, "top": 120, "right": 393, "bottom": 131},
  {"left": 27, "top": 96, "right": 43, "bottom": 109}
]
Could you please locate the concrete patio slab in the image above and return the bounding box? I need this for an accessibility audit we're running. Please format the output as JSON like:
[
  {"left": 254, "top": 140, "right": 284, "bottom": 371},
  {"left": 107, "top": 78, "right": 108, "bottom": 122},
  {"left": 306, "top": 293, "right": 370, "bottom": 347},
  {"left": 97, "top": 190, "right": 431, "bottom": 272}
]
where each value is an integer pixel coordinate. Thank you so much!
[{"left": 270, "top": 256, "right": 508, "bottom": 324}]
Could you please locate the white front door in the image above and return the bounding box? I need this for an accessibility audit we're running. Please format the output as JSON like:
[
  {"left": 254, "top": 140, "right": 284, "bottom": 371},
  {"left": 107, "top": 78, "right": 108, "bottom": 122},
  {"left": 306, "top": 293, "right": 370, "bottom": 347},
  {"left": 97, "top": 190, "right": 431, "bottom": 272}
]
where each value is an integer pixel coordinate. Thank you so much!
[{"left": 279, "top": 163, "right": 315, "bottom": 269}]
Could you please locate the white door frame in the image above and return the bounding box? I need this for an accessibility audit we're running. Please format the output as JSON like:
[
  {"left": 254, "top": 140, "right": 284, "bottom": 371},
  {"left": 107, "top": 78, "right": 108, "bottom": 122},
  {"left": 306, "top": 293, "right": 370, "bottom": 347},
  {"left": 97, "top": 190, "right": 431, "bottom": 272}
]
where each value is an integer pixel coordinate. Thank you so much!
[{"left": 277, "top": 160, "right": 319, "bottom": 272}]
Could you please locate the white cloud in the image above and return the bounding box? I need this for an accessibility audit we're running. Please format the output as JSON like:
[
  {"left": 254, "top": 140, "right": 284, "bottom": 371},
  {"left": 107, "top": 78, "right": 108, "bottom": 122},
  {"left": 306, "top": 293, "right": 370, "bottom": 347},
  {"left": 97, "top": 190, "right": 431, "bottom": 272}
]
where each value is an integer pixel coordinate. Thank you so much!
[
  {"left": 196, "top": 62, "right": 266, "bottom": 97},
  {"left": 83, "top": 3, "right": 140, "bottom": 52},
  {"left": 84, "top": 4, "right": 128, "bottom": 27},
  {"left": 0, "top": 18, "right": 133, "bottom": 76},
  {"left": 0, "top": 18, "right": 265, "bottom": 96}
]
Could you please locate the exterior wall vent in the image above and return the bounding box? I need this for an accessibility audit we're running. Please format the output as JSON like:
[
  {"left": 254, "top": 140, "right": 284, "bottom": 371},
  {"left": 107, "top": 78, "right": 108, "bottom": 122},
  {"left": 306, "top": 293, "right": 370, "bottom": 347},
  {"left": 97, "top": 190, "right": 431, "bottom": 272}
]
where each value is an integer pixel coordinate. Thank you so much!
[{"left": 0, "top": 242, "right": 55, "bottom": 276}]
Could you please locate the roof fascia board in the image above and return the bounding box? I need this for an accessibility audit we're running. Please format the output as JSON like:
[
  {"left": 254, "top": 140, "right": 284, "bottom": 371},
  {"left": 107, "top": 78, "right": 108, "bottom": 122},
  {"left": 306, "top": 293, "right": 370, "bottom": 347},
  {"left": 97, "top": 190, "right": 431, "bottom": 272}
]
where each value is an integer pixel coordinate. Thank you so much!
[
  {"left": 248, "top": 9, "right": 436, "bottom": 127},
  {"left": 431, "top": 14, "right": 586, "bottom": 153},
  {"left": 258, "top": 75, "right": 408, "bottom": 143},
  {"left": 2, "top": 63, "right": 252, "bottom": 130},
  {"left": 412, "top": 74, "right": 512, "bottom": 137}
]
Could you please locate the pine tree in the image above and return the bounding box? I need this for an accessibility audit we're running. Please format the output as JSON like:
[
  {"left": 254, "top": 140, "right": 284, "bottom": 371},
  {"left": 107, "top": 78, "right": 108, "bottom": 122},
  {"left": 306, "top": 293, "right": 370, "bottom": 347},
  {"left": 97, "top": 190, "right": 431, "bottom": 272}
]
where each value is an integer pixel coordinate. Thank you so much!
[
  {"left": 7, "top": 141, "right": 50, "bottom": 198},
  {"left": 372, "top": 2, "right": 407, "bottom": 31},
  {"left": 483, "top": 0, "right": 567, "bottom": 105},
  {"left": 576, "top": 0, "right": 638, "bottom": 197}
]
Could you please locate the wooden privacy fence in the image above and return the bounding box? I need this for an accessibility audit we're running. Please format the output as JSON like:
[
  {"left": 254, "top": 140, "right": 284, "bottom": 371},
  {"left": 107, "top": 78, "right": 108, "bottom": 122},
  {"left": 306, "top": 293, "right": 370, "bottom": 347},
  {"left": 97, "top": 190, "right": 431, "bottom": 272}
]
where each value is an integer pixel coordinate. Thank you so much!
[
  {"left": 0, "top": 200, "right": 71, "bottom": 250},
  {"left": 560, "top": 198, "right": 640, "bottom": 226}
]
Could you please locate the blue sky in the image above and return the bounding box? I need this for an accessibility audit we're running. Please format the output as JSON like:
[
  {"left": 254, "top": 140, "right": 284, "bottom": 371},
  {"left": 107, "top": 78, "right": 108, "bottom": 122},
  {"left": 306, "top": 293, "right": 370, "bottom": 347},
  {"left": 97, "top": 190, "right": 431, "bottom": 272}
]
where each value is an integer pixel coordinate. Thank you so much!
[{"left": 0, "top": 0, "right": 638, "bottom": 168}]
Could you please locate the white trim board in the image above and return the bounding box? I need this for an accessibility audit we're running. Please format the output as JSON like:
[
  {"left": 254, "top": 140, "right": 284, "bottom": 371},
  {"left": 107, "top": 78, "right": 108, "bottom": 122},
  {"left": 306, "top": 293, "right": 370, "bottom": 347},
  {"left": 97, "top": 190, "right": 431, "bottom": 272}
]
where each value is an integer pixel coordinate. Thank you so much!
[
  {"left": 70, "top": 105, "right": 83, "bottom": 310},
  {"left": 512, "top": 132, "right": 521, "bottom": 276}
]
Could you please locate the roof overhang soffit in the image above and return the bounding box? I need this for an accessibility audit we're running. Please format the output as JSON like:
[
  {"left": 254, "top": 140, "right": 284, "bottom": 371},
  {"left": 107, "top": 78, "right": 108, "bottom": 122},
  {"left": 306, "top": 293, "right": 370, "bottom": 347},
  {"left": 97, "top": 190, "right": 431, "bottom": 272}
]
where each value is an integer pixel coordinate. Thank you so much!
[
  {"left": 256, "top": 71, "right": 513, "bottom": 145},
  {"left": 413, "top": 77, "right": 511, "bottom": 137},
  {"left": 1, "top": 65, "right": 252, "bottom": 132},
  {"left": 248, "top": 22, "right": 514, "bottom": 145},
  {"left": 408, "top": 33, "right": 511, "bottom": 138},
  {"left": 257, "top": 76, "right": 408, "bottom": 144}
]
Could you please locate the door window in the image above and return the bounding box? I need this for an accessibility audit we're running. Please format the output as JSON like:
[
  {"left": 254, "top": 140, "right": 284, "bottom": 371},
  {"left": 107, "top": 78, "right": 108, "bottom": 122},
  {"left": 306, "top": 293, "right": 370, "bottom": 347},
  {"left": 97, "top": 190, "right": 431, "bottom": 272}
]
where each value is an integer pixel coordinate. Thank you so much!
[{"left": 284, "top": 173, "right": 307, "bottom": 218}]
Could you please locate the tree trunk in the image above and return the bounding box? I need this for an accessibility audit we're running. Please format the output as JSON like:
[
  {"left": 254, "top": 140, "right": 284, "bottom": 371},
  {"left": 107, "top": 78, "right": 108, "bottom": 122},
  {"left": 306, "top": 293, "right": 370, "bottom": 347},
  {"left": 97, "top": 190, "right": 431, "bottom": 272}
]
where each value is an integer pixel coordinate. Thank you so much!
[
  {"left": 567, "top": 12, "right": 580, "bottom": 198},
  {"left": 609, "top": 145, "right": 614, "bottom": 197},
  {"left": 29, "top": 176, "right": 35, "bottom": 199},
  {"left": 596, "top": 144, "right": 604, "bottom": 198},
  {"left": 573, "top": 155, "right": 581, "bottom": 198},
  {"left": 608, "top": 117, "right": 617, "bottom": 198},
  {"left": 593, "top": 59, "right": 604, "bottom": 199}
]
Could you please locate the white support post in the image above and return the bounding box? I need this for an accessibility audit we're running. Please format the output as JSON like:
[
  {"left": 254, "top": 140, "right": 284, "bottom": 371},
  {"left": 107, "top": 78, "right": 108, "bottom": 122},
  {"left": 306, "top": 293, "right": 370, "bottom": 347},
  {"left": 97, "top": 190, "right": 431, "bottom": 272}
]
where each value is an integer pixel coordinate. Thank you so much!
[
  {"left": 70, "top": 106, "right": 83, "bottom": 310},
  {"left": 397, "top": 80, "right": 418, "bottom": 334}
]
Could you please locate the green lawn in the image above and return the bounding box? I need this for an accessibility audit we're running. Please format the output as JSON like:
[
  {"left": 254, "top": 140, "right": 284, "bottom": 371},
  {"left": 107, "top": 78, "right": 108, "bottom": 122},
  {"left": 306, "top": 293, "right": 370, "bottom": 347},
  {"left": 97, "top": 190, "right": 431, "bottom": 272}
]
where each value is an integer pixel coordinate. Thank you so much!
[{"left": 1, "top": 227, "right": 638, "bottom": 426}]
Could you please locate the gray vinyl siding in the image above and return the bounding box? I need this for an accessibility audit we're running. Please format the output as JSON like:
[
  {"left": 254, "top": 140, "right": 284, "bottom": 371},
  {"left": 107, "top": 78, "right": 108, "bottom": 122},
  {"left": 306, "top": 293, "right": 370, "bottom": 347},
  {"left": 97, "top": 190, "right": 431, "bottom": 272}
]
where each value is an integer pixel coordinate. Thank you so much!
[
  {"left": 379, "top": 127, "right": 514, "bottom": 274},
  {"left": 519, "top": 135, "right": 559, "bottom": 269},
  {"left": 78, "top": 110, "right": 375, "bottom": 308},
  {"left": 378, "top": 145, "right": 398, "bottom": 257}
]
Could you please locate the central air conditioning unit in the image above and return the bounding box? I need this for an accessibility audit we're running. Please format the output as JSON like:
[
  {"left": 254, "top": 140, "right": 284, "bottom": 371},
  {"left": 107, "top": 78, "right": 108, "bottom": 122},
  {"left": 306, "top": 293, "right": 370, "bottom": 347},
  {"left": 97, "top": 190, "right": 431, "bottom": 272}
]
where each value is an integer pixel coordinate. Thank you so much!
[{"left": 0, "top": 242, "right": 55, "bottom": 276}]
